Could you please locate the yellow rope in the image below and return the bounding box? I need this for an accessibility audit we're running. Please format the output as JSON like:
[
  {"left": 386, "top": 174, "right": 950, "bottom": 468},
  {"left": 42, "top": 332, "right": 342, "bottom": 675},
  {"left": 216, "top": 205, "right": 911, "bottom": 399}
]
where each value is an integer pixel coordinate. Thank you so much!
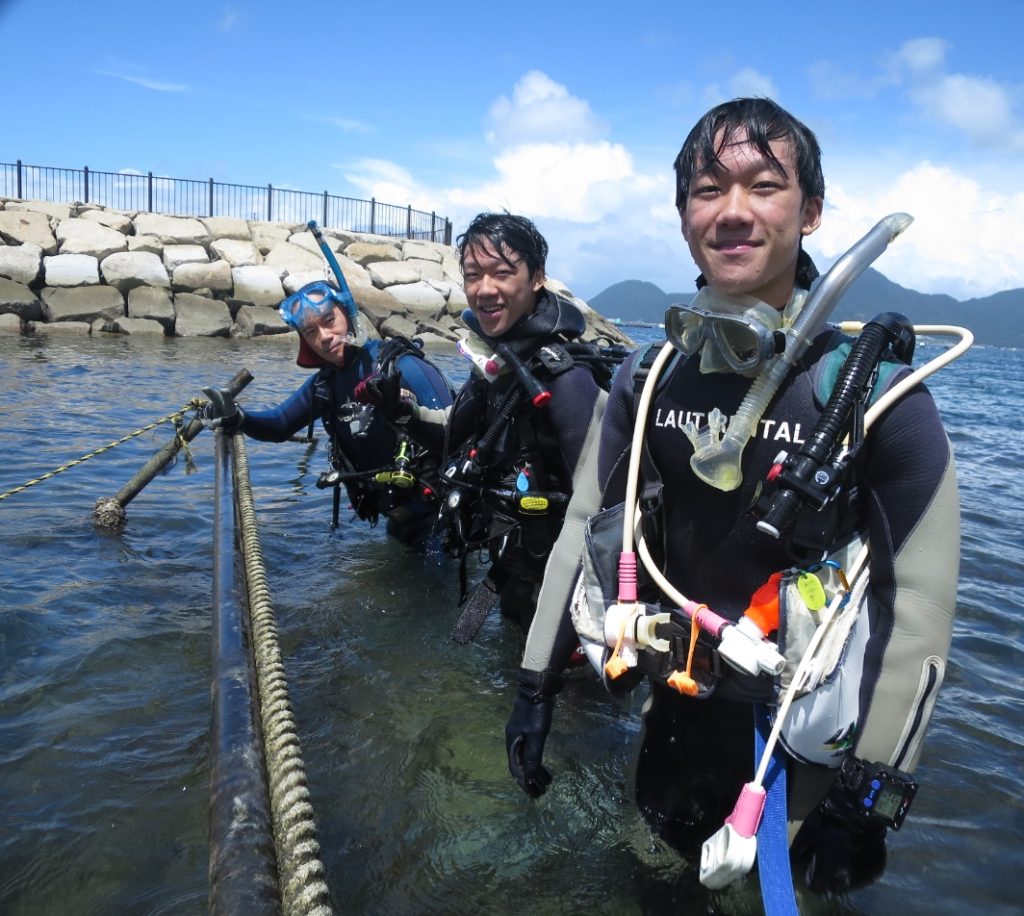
[
  {"left": 0, "top": 398, "right": 206, "bottom": 502},
  {"left": 232, "top": 434, "right": 334, "bottom": 915}
]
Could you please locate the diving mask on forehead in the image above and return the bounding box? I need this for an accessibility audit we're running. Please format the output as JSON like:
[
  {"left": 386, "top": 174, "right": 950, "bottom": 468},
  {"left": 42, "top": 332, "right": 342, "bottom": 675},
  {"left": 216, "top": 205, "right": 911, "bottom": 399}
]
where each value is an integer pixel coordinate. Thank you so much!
[
  {"left": 278, "top": 280, "right": 356, "bottom": 335},
  {"left": 665, "top": 287, "right": 786, "bottom": 375}
]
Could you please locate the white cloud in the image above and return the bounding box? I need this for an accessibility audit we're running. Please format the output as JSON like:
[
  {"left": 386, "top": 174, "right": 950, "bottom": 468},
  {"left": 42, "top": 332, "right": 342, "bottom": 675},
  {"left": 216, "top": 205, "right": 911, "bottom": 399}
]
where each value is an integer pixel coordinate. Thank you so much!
[
  {"left": 807, "top": 60, "right": 883, "bottom": 100},
  {"left": 97, "top": 70, "right": 188, "bottom": 92},
  {"left": 702, "top": 68, "right": 779, "bottom": 108},
  {"left": 912, "top": 74, "right": 1024, "bottom": 149},
  {"left": 315, "top": 114, "right": 375, "bottom": 135},
  {"left": 887, "top": 38, "right": 1024, "bottom": 151},
  {"left": 337, "top": 158, "right": 420, "bottom": 202},
  {"left": 810, "top": 161, "right": 1024, "bottom": 299},
  {"left": 448, "top": 141, "right": 642, "bottom": 222},
  {"left": 339, "top": 69, "right": 1024, "bottom": 301},
  {"left": 485, "top": 71, "right": 606, "bottom": 146},
  {"left": 219, "top": 8, "right": 241, "bottom": 31},
  {"left": 730, "top": 68, "right": 780, "bottom": 100},
  {"left": 891, "top": 37, "right": 949, "bottom": 74},
  {"left": 812, "top": 38, "right": 1024, "bottom": 151}
]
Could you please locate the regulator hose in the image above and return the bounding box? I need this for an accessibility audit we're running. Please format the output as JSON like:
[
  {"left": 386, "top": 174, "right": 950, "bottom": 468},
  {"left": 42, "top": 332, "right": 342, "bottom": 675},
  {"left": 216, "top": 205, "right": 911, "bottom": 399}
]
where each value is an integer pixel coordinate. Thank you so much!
[{"left": 755, "top": 312, "right": 915, "bottom": 538}]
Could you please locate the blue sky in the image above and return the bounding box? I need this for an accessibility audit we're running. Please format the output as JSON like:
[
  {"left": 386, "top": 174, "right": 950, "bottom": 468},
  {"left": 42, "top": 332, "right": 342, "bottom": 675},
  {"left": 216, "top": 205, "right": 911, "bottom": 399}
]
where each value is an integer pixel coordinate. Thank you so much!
[{"left": 2, "top": 0, "right": 1022, "bottom": 302}]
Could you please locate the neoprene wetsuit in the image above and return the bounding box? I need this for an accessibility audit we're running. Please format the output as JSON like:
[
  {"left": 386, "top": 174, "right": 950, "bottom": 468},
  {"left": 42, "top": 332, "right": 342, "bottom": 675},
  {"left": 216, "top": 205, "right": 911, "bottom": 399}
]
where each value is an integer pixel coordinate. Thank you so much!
[
  {"left": 407, "top": 290, "right": 607, "bottom": 630},
  {"left": 520, "top": 323, "right": 959, "bottom": 877},
  {"left": 239, "top": 338, "right": 454, "bottom": 546}
]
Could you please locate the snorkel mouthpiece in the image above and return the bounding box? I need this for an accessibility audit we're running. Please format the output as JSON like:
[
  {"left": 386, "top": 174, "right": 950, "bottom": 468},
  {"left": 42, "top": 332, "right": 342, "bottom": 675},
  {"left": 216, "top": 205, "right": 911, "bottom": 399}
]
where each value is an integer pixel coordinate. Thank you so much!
[{"left": 688, "top": 213, "right": 913, "bottom": 491}]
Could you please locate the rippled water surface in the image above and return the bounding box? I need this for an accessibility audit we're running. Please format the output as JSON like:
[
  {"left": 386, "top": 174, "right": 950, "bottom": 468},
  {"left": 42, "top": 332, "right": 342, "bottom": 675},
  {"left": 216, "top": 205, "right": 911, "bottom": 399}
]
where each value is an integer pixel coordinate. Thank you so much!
[{"left": 1, "top": 330, "right": 1021, "bottom": 915}]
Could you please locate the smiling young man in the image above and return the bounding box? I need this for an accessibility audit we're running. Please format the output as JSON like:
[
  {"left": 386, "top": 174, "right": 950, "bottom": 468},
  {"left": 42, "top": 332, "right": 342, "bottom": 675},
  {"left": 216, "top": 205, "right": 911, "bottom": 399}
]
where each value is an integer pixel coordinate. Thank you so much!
[
  {"left": 403, "top": 212, "right": 608, "bottom": 635},
  {"left": 505, "top": 99, "right": 960, "bottom": 898}
]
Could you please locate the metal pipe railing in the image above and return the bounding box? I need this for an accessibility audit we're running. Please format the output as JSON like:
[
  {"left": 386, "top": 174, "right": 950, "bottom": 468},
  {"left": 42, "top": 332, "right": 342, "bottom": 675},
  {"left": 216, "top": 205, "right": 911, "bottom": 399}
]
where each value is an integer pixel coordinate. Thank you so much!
[{"left": 2, "top": 159, "right": 452, "bottom": 243}]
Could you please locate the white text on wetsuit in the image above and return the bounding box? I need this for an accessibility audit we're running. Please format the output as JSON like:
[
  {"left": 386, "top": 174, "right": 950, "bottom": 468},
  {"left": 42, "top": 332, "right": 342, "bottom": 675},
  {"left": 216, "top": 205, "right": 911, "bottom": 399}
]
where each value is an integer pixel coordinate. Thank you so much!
[{"left": 653, "top": 408, "right": 806, "bottom": 444}]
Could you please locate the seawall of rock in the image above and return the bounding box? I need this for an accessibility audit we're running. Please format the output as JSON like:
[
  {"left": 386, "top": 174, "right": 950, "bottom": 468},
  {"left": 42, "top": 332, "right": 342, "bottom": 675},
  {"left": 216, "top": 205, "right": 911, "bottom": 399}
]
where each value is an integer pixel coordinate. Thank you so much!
[{"left": 0, "top": 198, "right": 629, "bottom": 350}]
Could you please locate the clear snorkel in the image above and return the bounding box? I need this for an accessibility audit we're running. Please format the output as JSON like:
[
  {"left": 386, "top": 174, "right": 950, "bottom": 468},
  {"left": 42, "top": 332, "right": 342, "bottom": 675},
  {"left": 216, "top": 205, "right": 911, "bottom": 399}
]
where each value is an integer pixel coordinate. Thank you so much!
[{"left": 684, "top": 213, "right": 914, "bottom": 491}]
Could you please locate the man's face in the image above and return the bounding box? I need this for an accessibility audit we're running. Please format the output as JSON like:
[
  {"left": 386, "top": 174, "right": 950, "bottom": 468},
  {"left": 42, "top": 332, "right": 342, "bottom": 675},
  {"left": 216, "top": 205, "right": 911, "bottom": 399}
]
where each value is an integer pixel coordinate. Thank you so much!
[
  {"left": 300, "top": 305, "right": 352, "bottom": 365},
  {"left": 680, "top": 130, "right": 822, "bottom": 309},
  {"left": 462, "top": 240, "right": 544, "bottom": 338}
]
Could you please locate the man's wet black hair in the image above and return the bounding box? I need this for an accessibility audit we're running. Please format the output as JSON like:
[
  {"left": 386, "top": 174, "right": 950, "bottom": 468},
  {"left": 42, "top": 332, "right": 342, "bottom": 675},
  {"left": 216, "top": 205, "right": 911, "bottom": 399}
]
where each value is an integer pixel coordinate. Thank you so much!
[
  {"left": 676, "top": 97, "right": 824, "bottom": 290},
  {"left": 674, "top": 97, "right": 825, "bottom": 209},
  {"left": 457, "top": 211, "right": 549, "bottom": 277}
]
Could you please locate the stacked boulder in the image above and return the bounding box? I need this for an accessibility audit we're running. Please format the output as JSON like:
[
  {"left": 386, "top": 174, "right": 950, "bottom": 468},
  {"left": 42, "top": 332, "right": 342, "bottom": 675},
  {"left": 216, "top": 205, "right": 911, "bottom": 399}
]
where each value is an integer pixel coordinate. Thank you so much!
[{"left": 0, "top": 199, "right": 629, "bottom": 349}]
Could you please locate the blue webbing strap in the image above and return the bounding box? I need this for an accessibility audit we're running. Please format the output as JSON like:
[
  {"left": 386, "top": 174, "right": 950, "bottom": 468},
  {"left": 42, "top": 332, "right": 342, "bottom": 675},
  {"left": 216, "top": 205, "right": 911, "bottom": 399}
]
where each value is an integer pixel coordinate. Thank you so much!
[{"left": 754, "top": 704, "right": 799, "bottom": 915}]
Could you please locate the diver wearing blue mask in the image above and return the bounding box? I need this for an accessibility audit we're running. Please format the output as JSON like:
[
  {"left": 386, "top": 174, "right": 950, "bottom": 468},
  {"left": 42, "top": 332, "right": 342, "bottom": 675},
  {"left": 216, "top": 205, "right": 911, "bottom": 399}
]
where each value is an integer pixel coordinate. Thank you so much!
[{"left": 202, "top": 277, "right": 455, "bottom": 547}]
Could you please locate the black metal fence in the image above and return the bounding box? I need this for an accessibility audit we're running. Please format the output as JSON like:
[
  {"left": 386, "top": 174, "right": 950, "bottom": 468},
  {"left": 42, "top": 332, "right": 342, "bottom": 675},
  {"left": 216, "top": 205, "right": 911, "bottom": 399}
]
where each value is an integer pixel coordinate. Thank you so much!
[{"left": 1, "top": 160, "right": 452, "bottom": 245}]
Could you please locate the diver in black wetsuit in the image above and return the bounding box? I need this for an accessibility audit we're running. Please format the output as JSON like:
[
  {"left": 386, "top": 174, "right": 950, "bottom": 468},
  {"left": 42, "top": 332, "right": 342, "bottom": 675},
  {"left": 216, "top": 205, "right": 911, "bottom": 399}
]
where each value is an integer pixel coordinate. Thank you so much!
[
  {"left": 505, "top": 99, "right": 961, "bottom": 896},
  {"left": 395, "top": 212, "right": 610, "bottom": 634},
  {"left": 201, "top": 279, "right": 454, "bottom": 547}
]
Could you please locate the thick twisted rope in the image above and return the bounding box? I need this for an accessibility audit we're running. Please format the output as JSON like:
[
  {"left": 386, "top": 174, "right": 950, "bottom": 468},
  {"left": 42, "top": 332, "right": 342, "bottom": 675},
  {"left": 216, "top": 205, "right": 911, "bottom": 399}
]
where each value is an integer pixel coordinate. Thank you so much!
[{"left": 231, "top": 433, "right": 334, "bottom": 916}]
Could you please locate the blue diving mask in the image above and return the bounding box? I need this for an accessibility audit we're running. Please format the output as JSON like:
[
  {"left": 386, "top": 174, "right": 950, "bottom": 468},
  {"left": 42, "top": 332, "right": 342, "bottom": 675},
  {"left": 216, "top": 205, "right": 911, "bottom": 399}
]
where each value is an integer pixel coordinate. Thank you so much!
[
  {"left": 278, "top": 280, "right": 357, "bottom": 334},
  {"left": 665, "top": 289, "right": 786, "bottom": 375}
]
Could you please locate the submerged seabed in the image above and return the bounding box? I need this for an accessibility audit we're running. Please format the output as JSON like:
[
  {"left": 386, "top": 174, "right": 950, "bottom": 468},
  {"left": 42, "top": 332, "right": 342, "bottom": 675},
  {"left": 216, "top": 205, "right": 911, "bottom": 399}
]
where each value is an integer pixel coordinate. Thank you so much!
[{"left": 0, "top": 332, "right": 1021, "bottom": 916}]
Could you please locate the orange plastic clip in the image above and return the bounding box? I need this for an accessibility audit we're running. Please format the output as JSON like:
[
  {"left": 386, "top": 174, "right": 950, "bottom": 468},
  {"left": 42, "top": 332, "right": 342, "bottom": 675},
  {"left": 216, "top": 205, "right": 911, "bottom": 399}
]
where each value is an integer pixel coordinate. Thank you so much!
[
  {"left": 744, "top": 571, "right": 783, "bottom": 636},
  {"left": 604, "top": 613, "right": 630, "bottom": 680},
  {"left": 667, "top": 608, "right": 702, "bottom": 696}
]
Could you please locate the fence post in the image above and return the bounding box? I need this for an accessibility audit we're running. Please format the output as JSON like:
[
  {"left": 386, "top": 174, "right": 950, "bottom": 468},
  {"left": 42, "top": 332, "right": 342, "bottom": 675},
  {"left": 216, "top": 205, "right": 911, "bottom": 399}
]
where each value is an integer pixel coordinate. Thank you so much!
[
  {"left": 431, "top": 211, "right": 436, "bottom": 242},
  {"left": 322, "top": 191, "right": 328, "bottom": 228},
  {"left": 370, "top": 198, "right": 376, "bottom": 235},
  {"left": 148, "top": 172, "right": 153, "bottom": 212},
  {"left": 445, "top": 218, "right": 452, "bottom": 246},
  {"left": 267, "top": 184, "right": 272, "bottom": 222},
  {"left": 209, "top": 178, "right": 214, "bottom": 218},
  {"left": 83, "top": 166, "right": 90, "bottom": 204},
  {"left": 16, "top": 160, "right": 21, "bottom": 199},
  {"left": 406, "top": 205, "right": 412, "bottom": 239}
]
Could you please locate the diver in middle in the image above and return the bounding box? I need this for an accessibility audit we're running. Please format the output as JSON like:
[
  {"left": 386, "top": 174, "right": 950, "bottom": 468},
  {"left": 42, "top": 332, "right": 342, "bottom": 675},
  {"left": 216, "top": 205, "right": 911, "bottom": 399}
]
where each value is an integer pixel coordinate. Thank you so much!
[{"left": 373, "top": 211, "right": 615, "bottom": 638}]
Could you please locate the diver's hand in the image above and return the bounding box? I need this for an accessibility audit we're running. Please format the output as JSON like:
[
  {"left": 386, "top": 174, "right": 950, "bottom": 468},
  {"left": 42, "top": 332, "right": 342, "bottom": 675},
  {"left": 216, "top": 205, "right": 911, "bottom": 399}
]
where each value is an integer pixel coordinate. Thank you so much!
[
  {"left": 200, "top": 387, "right": 244, "bottom": 431},
  {"left": 791, "top": 808, "right": 888, "bottom": 894},
  {"left": 353, "top": 374, "right": 384, "bottom": 406},
  {"left": 505, "top": 667, "right": 563, "bottom": 798},
  {"left": 355, "top": 372, "right": 416, "bottom": 422}
]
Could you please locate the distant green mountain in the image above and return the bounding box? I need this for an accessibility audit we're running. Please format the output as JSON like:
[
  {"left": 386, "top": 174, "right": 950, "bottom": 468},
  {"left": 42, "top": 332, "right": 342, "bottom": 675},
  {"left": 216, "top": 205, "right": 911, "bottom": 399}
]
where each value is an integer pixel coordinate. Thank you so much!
[
  {"left": 589, "top": 270, "right": 1023, "bottom": 347},
  {"left": 589, "top": 280, "right": 693, "bottom": 323}
]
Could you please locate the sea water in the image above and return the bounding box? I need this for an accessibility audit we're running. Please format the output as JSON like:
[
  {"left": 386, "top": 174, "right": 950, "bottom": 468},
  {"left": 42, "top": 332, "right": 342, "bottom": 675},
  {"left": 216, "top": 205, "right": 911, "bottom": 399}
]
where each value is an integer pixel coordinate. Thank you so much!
[{"left": 0, "top": 328, "right": 1021, "bottom": 915}]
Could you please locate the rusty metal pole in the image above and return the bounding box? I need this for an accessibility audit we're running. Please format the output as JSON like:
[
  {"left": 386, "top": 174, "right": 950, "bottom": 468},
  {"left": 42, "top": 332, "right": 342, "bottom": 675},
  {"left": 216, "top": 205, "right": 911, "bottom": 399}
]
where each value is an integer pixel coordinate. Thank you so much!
[{"left": 93, "top": 369, "right": 253, "bottom": 528}]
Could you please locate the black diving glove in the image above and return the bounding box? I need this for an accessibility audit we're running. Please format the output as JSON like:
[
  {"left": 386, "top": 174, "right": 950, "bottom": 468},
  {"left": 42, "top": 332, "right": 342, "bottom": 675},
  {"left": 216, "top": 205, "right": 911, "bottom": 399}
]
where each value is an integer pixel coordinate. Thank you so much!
[
  {"left": 790, "top": 807, "right": 888, "bottom": 894},
  {"left": 354, "top": 372, "right": 415, "bottom": 422},
  {"left": 505, "top": 667, "right": 563, "bottom": 798},
  {"left": 199, "top": 386, "right": 244, "bottom": 431}
]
